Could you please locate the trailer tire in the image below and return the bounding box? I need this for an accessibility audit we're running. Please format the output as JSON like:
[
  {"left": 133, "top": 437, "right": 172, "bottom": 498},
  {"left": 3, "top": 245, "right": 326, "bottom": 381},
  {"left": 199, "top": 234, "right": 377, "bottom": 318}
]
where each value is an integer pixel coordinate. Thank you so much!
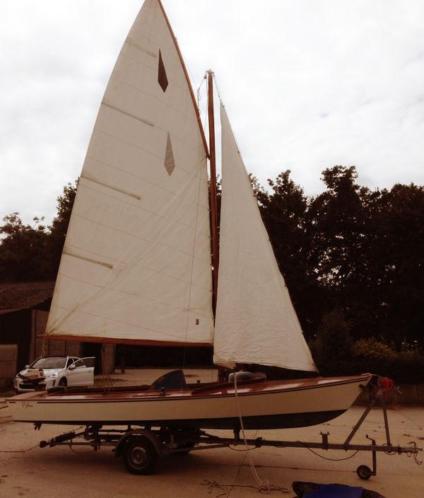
[
  {"left": 123, "top": 437, "right": 157, "bottom": 475},
  {"left": 356, "top": 464, "right": 372, "bottom": 480}
]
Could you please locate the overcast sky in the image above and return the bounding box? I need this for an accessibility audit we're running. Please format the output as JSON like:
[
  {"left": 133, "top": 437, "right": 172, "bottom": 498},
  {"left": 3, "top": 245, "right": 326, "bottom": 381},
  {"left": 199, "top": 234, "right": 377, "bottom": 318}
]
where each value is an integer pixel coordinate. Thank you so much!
[{"left": 1, "top": 0, "right": 424, "bottom": 224}]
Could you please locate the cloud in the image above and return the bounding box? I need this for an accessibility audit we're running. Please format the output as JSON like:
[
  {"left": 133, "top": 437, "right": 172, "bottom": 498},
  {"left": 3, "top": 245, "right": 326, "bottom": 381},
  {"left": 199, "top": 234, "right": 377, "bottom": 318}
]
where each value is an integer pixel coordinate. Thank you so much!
[{"left": 1, "top": 0, "right": 423, "bottom": 223}]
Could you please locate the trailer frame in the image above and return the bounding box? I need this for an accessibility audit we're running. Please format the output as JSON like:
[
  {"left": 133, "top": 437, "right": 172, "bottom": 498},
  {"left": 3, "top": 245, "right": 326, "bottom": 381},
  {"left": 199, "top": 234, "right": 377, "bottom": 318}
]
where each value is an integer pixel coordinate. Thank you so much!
[{"left": 37, "top": 393, "right": 422, "bottom": 479}]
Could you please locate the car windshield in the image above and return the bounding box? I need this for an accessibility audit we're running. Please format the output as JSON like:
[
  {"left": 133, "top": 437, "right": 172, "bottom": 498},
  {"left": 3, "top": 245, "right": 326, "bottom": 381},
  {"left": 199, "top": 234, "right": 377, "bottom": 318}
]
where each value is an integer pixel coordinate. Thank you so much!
[{"left": 31, "top": 357, "right": 67, "bottom": 369}]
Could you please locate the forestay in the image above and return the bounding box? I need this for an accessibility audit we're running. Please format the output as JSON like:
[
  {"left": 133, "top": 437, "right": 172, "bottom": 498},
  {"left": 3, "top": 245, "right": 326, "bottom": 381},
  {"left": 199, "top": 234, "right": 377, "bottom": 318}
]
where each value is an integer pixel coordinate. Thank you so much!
[
  {"left": 214, "top": 104, "right": 317, "bottom": 372},
  {"left": 46, "top": 0, "right": 214, "bottom": 346}
]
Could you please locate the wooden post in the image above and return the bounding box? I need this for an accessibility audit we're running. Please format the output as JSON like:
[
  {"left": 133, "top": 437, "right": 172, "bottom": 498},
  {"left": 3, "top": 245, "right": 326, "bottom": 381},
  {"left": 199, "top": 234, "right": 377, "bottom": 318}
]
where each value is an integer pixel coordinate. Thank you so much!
[{"left": 207, "top": 70, "right": 219, "bottom": 315}]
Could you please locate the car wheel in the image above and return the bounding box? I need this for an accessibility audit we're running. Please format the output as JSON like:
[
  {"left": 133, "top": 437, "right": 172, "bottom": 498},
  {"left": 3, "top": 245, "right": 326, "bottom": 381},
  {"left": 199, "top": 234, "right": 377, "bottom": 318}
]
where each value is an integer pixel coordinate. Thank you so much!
[{"left": 58, "top": 378, "right": 67, "bottom": 387}]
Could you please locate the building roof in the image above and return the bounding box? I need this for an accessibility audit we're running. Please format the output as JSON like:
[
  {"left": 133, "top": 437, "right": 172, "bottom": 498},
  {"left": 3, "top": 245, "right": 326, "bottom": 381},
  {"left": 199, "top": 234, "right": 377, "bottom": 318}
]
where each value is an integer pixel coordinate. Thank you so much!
[{"left": 0, "top": 281, "right": 54, "bottom": 314}]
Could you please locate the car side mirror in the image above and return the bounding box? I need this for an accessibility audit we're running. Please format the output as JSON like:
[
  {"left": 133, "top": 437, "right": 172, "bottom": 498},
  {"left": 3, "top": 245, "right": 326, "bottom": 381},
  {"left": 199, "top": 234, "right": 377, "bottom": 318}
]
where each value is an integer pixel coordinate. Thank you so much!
[
  {"left": 24, "top": 365, "right": 29, "bottom": 369},
  {"left": 69, "top": 364, "right": 76, "bottom": 370}
]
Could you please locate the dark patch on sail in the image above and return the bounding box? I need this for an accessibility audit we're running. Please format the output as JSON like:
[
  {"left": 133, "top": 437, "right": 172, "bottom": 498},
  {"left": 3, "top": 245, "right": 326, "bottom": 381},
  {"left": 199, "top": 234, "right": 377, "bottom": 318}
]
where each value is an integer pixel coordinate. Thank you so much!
[
  {"left": 164, "top": 133, "right": 175, "bottom": 175},
  {"left": 158, "top": 50, "right": 168, "bottom": 92}
]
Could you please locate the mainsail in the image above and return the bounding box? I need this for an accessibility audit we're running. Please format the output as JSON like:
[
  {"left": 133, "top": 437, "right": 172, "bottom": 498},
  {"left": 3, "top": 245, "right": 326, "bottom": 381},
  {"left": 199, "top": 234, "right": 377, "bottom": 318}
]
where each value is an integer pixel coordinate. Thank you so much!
[
  {"left": 214, "top": 104, "right": 317, "bottom": 372},
  {"left": 46, "top": 0, "right": 214, "bottom": 346}
]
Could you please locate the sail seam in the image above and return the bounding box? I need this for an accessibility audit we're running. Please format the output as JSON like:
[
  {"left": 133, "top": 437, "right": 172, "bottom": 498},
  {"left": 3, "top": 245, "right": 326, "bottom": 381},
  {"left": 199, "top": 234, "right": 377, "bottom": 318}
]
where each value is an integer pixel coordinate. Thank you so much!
[
  {"left": 125, "top": 37, "right": 156, "bottom": 58},
  {"left": 85, "top": 155, "right": 178, "bottom": 196},
  {"left": 81, "top": 174, "right": 141, "bottom": 200},
  {"left": 71, "top": 208, "right": 210, "bottom": 250},
  {"left": 94, "top": 128, "right": 202, "bottom": 177},
  {"left": 102, "top": 101, "right": 154, "bottom": 128},
  {"left": 110, "top": 77, "right": 199, "bottom": 124},
  {"left": 60, "top": 255, "right": 210, "bottom": 288}
]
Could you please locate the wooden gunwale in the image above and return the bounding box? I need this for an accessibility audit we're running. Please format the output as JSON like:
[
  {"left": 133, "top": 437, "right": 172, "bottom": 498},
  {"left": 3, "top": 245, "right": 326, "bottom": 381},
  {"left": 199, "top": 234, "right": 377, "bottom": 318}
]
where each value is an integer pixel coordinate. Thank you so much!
[{"left": 10, "top": 374, "right": 371, "bottom": 404}]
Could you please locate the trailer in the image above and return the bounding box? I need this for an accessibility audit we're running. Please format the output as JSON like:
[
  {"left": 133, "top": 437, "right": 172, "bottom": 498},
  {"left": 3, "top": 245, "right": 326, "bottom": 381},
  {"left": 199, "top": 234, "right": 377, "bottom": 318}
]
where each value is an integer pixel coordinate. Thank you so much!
[{"left": 37, "top": 386, "right": 422, "bottom": 479}]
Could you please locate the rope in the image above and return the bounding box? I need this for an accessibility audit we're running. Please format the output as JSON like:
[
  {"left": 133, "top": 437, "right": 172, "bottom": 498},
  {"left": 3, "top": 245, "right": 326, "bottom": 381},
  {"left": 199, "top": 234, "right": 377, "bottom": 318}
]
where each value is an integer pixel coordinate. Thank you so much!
[
  {"left": 298, "top": 443, "right": 360, "bottom": 462},
  {"left": 181, "top": 140, "right": 206, "bottom": 373},
  {"left": 196, "top": 73, "right": 207, "bottom": 109},
  {"left": 0, "top": 444, "right": 39, "bottom": 454},
  {"left": 211, "top": 72, "right": 224, "bottom": 102},
  {"left": 232, "top": 374, "right": 288, "bottom": 495},
  {"left": 201, "top": 479, "right": 288, "bottom": 497}
]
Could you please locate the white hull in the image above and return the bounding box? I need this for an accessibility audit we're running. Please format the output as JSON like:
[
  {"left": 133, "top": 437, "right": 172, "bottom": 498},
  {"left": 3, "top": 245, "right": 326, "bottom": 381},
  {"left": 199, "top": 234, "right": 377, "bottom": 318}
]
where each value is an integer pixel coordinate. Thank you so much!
[{"left": 9, "top": 374, "right": 371, "bottom": 430}]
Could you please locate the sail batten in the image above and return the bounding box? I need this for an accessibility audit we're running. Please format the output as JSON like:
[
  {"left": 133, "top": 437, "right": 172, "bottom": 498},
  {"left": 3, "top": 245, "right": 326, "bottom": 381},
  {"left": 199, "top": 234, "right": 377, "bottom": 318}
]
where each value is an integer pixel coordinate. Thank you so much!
[
  {"left": 46, "top": 0, "right": 214, "bottom": 346},
  {"left": 214, "top": 104, "right": 317, "bottom": 372}
]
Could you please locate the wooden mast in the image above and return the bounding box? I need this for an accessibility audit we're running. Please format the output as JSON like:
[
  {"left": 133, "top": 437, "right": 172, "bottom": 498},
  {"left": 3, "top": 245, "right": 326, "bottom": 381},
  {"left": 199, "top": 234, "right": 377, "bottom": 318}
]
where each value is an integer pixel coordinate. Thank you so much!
[
  {"left": 207, "top": 71, "right": 226, "bottom": 383},
  {"left": 207, "top": 70, "right": 219, "bottom": 315}
]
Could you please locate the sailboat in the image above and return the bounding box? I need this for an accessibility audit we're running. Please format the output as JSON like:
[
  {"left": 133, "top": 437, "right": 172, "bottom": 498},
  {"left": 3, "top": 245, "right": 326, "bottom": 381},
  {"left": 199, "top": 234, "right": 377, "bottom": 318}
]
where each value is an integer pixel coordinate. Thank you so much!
[{"left": 10, "top": 0, "right": 371, "bottom": 430}]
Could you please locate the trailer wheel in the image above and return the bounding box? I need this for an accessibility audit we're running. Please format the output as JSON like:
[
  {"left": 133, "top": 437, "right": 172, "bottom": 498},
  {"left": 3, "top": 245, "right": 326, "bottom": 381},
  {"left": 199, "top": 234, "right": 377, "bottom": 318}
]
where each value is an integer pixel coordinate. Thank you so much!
[
  {"left": 356, "top": 464, "right": 372, "bottom": 480},
  {"left": 123, "top": 437, "right": 157, "bottom": 475}
]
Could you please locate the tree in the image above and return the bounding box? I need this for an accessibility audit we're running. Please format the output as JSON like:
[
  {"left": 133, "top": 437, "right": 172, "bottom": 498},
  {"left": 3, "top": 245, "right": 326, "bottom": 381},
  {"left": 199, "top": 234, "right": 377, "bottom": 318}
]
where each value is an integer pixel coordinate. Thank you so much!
[
  {"left": 307, "top": 166, "right": 368, "bottom": 288},
  {"left": 49, "top": 181, "right": 78, "bottom": 274},
  {"left": 256, "top": 171, "right": 327, "bottom": 339},
  {"left": 256, "top": 166, "right": 423, "bottom": 349},
  {"left": 0, "top": 181, "right": 77, "bottom": 283},
  {"left": 365, "top": 183, "right": 424, "bottom": 347},
  {"left": 0, "top": 213, "right": 50, "bottom": 281},
  {"left": 312, "top": 309, "right": 353, "bottom": 374}
]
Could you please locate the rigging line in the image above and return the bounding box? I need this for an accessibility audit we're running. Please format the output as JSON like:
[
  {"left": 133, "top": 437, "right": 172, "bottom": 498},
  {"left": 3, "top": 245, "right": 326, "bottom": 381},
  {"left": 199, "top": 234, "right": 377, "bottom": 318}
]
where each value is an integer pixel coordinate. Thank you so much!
[
  {"left": 232, "top": 375, "right": 288, "bottom": 495},
  {"left": 196, "top": 73, "right": 208, "bottom": 155},
  {"left": 212, "top": 72, "right": 224, "bottom": 103},
  {"left": 182, "top": 155, "right": 208, "bottom": 370},
  {"left": 196, "top": 73, "right": 207, "bottom": 108}
]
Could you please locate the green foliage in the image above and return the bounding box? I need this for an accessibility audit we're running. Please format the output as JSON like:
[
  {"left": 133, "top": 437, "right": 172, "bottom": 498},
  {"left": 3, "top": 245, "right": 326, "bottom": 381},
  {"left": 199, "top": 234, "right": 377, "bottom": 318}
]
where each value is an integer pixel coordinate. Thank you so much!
[
  {"left": 257, "top": 170, "right": 326, "bottom": 339},
  {"left": 0, "top": 213, "right": 51, "bottom": 281},
  {"left": 391, "top": 350, "right": 424, "bottom": 383},
  {"left": 316, "top": 335, "right": 424, "bottom": 383},
  {"left": 49, "top": 181, "right": 78, "bottom": 273},
  {"left": 258, "top": 166, "right": 424, "bottom": 353},
  {"left": 352, "top": 340, "right": 424, "bottom": 383},
  {"left": 311, "top": 309, "right": 353, "bottom": 375},
  {"left": 351, "top": 338, "right": 397, "bottom": 362},
  {"left": 0, "top": 181, "right": 77, "bottom": 282}
]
